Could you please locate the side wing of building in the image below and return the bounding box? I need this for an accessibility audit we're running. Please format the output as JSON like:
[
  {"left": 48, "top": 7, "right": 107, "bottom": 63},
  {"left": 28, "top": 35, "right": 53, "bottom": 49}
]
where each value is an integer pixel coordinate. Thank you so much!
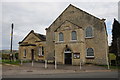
[{"left": 18, "top": 30, "right": 46, "bottom": 62}]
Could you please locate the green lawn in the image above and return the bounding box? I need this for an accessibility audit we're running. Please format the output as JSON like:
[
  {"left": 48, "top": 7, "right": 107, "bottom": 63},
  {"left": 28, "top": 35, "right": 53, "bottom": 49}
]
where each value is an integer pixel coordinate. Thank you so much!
[
  {"left": 2, "top": 59, "right": 21, "bottom": 65},
  {"left": 97, "top": 65, "right": 120, "bottom": 69},
  {"left": 1, "top": 59, "right": 32, "bottom": 65}
]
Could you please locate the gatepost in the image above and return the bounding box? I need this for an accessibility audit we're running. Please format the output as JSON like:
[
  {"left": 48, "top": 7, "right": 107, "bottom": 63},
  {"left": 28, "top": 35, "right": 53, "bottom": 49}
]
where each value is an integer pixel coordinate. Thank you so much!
[
  {"left": 45, "top": 60, "right": 47, "bottom": 69},
  {"left": 55, "top": 60, "right": 57, "bottom": 69},
  {"left": 32, "top": 60, "right": 34, "bottom": 67}
]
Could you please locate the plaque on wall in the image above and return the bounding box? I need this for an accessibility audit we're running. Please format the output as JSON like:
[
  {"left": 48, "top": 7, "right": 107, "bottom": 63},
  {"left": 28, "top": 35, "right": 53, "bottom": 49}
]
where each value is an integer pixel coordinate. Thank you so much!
[{"left": 73, "top": 53, "right": 80, "bottom": 59}]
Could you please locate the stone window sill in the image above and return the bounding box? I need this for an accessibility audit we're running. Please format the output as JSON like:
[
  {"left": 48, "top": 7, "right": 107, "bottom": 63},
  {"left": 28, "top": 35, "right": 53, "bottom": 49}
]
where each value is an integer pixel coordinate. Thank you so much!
[
  {"left": 56, "top": 41, "right": 64, "bottom": 43},
  {"left": 23, "top": 56, "right": 26, "bottom": 58},
  {"left": 85, "top": 36, "right": 94, "bottom": 39},
  {"left": 70, "top": 40, "right": 77, "bottom": 42},
  {"left": 39, "top": 55, "right": 44, "bottom": 57},
  {"left": 86, "top": 56, "right": 95, "bottom": 59}
]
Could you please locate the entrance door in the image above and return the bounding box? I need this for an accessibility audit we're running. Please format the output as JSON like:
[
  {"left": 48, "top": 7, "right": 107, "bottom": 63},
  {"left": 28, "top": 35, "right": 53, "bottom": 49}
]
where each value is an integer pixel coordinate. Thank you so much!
[
  {"left": 31, "top": 49, "right": 34, "bottom": 60},
  {"left": 65, "top": 53, "right": 72, "bottom": 64}
]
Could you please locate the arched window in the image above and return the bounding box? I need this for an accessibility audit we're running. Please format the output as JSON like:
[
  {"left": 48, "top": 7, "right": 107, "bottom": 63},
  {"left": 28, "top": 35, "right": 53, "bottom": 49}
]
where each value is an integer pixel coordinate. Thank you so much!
[
  {"left": 86, "top": 48, "right": 94, "bottom": 57},
  {"left": 85, "top": 27, "right": 93, "bottom": 37},
  {"left": 71, "top": 31, "right": 77, "bottom": 40},
  {"left": 59, "top": 32, "right": 64, "bottom": 41}
]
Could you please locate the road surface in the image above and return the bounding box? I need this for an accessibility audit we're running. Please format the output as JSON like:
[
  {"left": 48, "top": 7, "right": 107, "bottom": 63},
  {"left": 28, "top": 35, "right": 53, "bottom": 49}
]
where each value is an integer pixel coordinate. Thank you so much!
[{"left": 2, "top": 71, "right": 118, "bottom": 78}]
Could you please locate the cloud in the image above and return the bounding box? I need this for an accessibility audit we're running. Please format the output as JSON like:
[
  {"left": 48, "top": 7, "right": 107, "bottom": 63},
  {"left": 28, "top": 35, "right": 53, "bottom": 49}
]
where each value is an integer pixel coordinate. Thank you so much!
[
  {"left": 2, "top": 2, "right": 118, "bottom": 49},
  {"left": 118, "top": 1, "right": 120, "bottom": 22},
  {"left": 108, "top": 33, "right": 112, "bottom": 46},
  {"left": 65, "top": 2, "right": 117, "bottom": 46},
  {"left": 2, "top": 0, "right": 120, "bottom": 2}
]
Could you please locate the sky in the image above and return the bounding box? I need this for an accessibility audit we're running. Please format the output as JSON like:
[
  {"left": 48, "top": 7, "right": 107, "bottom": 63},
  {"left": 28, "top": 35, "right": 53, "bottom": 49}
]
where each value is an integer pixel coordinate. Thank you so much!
[
  {"left": 118, "top": 1, "right": 120, "bottom": 22},
  {"left": 1, "top": 0, "right": 120, "bottom": 50}
]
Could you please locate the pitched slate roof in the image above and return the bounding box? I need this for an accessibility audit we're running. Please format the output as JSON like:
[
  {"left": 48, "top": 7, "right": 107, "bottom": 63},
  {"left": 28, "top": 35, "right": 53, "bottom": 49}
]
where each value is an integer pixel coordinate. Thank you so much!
[
  {"left": 19, "top": 30, "right": 46, "bottom": 44},
  {"left": 34, "top": 32, "right": 46, "bottom": 41}
]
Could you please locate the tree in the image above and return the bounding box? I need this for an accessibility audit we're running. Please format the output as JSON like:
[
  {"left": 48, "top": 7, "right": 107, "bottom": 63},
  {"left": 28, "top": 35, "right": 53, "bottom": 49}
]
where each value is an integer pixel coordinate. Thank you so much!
[{"left": 110, "top": 18, "right": 120, "bottom": 65}]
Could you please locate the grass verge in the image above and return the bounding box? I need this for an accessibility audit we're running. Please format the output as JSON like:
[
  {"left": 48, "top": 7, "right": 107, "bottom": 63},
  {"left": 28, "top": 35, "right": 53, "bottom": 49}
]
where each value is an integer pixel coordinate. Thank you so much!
[
  {"left": 97, "top": 65, "right": 120, "bottom": 70},
  {"left": 2, "top": 59, "right": 20, "bottom": 65}
]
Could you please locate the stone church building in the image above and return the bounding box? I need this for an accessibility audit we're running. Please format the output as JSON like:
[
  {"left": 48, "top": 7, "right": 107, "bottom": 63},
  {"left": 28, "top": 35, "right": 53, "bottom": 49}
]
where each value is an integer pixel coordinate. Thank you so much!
[{"left": 19, "top": 4, "right": 108, "bottom": 65}]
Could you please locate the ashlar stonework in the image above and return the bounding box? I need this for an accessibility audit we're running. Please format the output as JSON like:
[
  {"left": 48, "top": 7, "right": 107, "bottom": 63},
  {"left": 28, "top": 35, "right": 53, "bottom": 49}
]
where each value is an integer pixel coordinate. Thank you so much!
[
  {"left": 19, "top": 4, "right": 108, "bottom": 65},
  {"left": 19, "top": 30, "right": 46, "bottom": 61}
]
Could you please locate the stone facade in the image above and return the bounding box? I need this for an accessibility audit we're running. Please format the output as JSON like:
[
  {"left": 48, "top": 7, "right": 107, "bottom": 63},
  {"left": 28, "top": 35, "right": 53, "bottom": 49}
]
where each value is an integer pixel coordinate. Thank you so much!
[
  {"left": 46, "top": 4, "right": 108, "bottom": 65},
  {"left": 54, "top": 20, "right": 85, "bottom": 65},
  {"left": 19, "top": 30, "right": 46, "bottom": 61},
  {"left": 19, "top": 4, "right": 108, "bottom": 65}
]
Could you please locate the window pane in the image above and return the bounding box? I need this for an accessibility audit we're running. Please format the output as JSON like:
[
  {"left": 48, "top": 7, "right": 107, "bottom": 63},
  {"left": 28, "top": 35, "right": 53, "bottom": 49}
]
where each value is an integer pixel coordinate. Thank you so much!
[
  {"left": 38, "top": 47, "right": 41, "bottom": 56},
  {"left": 38, "top": 47, "right": 44, "bottom": 56},
  {"left": 23, "top": 49, "right": 26, "bottom": 57},
  {"left": 42, "top": 46, "right": 44, "bottom": 56},
  {"left": 59, "top": 32, "right": 64, "bottom": 41},
  {"left": 72, "top": 31, "right": 77, "bottom": 40},
  {"left": 86, "top": 27, "right": 93, "bottom": 37},
  {"left": 87, "top": 48, "right": 94, "bottom": 56}
]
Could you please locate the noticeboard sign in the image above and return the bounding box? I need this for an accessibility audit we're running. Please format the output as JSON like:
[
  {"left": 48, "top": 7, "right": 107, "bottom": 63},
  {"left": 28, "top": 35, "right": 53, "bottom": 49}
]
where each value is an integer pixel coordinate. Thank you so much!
[{"left": 73, "top": 53, "right": 80, "bottom": 59}]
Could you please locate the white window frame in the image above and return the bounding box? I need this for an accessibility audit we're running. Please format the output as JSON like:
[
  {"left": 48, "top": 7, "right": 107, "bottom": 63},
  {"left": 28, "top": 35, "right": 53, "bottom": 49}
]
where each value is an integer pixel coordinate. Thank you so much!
[
  {"left": 58, "top": 32, "right": 64, "bottom": 42},
  {"left": 38, "top": 47, "right": 42, "bottom": 56},
  {"left": 86, "top": 48, "right": 95, "bottom": 58},
  {"left": 85, "top": 27, "right": 94, "bottom": 38},
  {"left": 71, "top": 31, "right": 77, "bottom": 41},
  {"left": 38, "top": 46, "right": 44, "bottom": 56}
]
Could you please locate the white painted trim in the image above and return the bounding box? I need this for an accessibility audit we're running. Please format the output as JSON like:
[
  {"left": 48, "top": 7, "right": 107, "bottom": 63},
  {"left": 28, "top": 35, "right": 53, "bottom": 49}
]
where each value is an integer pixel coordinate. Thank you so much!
[
  {"left": 85, "top": 26, "right": 94, "bottom": 38},
  {"left": 58, "top": 41, "right": 64, "bottom": 42},
  {"left": 71, "top": 31, "right": 77, "bottom": 41},
  {"left": 85, "top": 36, "right": 94, "bottom": 39},
  {"left": 64, "top": 51, "right": 71, "bottom": 53},
  {"left": 86, "top": 48, "right": 95, "bottom": 58},
  {"left": 58, "top": 32, "right": 64, "bottom": 42},
  {"left": 38, "top": 47, "right": 44, "bottom": 56},
  {"left": 86, "top": 56, "right": 94, "bottom": 58}
]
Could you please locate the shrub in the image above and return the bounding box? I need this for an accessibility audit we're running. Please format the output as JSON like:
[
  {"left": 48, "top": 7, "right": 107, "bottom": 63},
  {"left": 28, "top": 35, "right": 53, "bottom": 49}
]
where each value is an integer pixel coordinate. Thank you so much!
[{"left": 2, "top": 53, "right": 9, "bottom": 59}]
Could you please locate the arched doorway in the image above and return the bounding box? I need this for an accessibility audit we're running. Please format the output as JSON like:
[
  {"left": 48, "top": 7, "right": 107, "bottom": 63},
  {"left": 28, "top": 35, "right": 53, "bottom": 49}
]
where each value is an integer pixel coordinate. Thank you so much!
[
  {"left": 64, "top": 48, "right": 72, "bottom": 64},
  {"left": 31, "top": 49, "right": 34, "bottom": 61}
]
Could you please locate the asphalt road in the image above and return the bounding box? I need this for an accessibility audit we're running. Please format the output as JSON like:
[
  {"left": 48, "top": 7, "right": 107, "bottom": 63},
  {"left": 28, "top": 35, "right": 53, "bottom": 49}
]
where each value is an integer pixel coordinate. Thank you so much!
[{"left": 2, "top": 71, "right": 118, "bottom": 78}]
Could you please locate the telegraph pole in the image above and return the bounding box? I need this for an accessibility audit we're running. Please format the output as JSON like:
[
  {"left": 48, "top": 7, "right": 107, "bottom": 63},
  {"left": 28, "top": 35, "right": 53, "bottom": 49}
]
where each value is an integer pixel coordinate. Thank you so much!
[{"left": 10, "top": 23, "right": 14, "bottom": 61}]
